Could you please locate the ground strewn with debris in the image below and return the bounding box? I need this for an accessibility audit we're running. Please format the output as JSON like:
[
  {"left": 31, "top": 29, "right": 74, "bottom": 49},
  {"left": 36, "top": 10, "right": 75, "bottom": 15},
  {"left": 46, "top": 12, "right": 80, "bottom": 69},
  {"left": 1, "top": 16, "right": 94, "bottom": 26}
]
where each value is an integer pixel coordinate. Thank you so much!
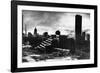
[{"left": 22, "top": 44, "right": 90, "bottom": 62}]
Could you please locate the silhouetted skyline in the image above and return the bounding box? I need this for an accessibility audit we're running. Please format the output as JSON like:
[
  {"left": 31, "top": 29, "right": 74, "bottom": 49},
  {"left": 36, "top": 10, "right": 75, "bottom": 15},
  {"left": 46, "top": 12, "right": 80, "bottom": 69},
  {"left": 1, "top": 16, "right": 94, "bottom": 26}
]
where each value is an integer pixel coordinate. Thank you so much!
[{"left": 22, "top": 10, "right": 90, "bottom": 35}]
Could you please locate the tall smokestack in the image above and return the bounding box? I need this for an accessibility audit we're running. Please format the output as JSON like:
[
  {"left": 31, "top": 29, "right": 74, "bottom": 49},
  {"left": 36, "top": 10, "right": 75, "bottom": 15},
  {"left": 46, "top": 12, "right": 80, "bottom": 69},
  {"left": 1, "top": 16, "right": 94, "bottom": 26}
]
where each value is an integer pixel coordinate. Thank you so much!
[
  {"left": 75, "top": 15, "right": 82, "bottom": 40},
  {"left": 25, "top": 24, "right": 27, "bottom": 35}
]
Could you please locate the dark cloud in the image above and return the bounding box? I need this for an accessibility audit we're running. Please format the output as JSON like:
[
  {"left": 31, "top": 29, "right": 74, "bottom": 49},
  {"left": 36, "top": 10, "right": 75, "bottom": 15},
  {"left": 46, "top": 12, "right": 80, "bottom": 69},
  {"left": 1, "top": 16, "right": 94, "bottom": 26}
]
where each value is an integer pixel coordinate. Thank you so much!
[
  {"left": 23, "top": 10, "right": 65, "bottom": 31},
  {"left": 22, "top": 10, "right": 90, "bottom": 35}
]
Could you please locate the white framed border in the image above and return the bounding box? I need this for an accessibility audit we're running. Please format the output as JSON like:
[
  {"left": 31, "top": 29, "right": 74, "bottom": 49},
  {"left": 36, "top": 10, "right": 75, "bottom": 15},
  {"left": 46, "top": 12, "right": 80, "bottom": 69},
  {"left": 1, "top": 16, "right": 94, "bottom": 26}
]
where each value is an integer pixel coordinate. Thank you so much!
[{"left": 17, "top": 5, "right": 94, "bottom": 68}]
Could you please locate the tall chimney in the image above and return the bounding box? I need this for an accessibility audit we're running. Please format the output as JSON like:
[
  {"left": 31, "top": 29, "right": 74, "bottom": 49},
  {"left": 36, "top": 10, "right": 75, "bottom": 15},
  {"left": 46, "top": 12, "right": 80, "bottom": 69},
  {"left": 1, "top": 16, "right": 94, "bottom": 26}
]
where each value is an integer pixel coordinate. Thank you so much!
[{"left": 25, "top": 24, "right": 27, "bottom": 35}]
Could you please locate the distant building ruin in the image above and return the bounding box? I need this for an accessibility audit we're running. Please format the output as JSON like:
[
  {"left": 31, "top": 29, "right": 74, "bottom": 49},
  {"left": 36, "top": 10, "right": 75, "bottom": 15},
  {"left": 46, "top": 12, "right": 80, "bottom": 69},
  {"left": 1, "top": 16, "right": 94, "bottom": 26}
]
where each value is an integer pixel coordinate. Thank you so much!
[{"left": 75, "top": 15, "right": 82, "bottom": 41}]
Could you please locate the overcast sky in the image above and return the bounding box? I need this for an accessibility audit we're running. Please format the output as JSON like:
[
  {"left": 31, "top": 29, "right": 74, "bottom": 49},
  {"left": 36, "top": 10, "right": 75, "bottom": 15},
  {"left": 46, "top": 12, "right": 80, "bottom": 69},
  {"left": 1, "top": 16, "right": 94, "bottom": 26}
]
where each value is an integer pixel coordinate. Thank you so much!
[{"left": 22, "top": 10, "right": 90, "bottom": 35}]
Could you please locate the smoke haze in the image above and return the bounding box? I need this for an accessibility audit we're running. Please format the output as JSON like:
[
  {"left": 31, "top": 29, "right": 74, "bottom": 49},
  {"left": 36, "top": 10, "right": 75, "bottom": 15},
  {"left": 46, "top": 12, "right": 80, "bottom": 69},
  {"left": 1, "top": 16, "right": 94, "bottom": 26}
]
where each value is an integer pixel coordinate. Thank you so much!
[{"left": 23, "top": 10, "right": 90, "bottom": 35}]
